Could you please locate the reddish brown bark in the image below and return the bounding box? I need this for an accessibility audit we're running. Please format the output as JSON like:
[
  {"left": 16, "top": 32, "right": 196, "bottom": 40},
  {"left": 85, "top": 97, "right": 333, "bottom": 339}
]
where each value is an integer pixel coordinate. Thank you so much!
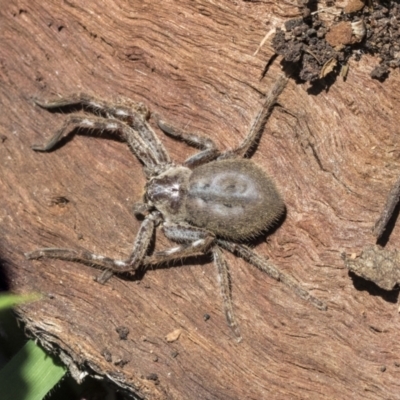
[{"left": 1, "top": 1, "right": 400, "bottom": 399}]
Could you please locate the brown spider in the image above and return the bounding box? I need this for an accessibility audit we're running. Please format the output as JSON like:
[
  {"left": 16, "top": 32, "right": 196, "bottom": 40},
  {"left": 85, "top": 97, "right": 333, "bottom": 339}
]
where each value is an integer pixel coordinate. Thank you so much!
[{"left": 25, "top": 73, "right": 326, "bottom": 341}]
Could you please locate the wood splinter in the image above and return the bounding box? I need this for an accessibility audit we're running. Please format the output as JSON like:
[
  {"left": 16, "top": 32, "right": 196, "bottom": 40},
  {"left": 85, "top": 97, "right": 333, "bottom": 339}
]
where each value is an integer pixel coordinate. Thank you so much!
[{"left": 373, "top": 175, "right": 400, "bottom": 241}]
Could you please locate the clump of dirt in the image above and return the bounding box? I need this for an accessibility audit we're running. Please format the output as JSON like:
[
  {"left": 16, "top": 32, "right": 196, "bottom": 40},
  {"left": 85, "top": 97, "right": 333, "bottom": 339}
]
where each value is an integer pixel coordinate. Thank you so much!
[{"left": 272, "top": 1, "right": 400, "bottom": 82}]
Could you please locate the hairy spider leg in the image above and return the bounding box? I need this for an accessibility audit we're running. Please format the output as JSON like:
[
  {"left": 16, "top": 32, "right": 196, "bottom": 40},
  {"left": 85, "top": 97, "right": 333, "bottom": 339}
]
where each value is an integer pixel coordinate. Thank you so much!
[
  {"left": 25, "top": 214, "right": 157, "bottom": 283},
  {"left": 154, "top": 114, "right": 220, "bottom": 168},
  {"left": 140, "top": 223, "right": 241, "bottom": 340},
  {"left": 217, "top": 240, "right": 327, "bottom": 311},
  {"left": 34, "top": 95, "right": 171, "bottom": 168},
  {"left": 212, "top": 246, "right": 242, "bottom": 341},
  {"left": 153, "top": 72, "right": 289, "bottom": 166},
  {"left": 31, "top": 114, "right": 161, "bottom": 171},
  {"left": 218, "top": 72, "right": 289, "bottom": 160},
  {"left": 144, "top": 223, "right": 215, "bottom": 264}
]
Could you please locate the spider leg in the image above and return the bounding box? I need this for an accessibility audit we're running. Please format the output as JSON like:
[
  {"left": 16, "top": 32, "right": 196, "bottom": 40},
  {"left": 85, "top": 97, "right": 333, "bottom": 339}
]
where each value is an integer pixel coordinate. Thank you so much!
[
  {"left": 25, "top": 214, "right": 156, "bottom": 284},
  {"left": 217, "top": 240, "right": 327, "bottom": 311},
  {"left": 31, "top": 114, "right": 160, "bottom": 171},
  {"left": 143, "top": 226, "right": 241, "bottom": 340},
  {"left": 154, "top": 114, "right": 220, "bottom": 168},
  {"left": 212, "top": 246, "right": 242, "bottom": 342},
  {"left": 218, "top": 72, "right": 289, "bottom": 159},
  {"left": 143, "top": 223, "right": 215, "bottom": 264},
  {"left": 34, "top": 95, "right": 171, "bottom": 167}
]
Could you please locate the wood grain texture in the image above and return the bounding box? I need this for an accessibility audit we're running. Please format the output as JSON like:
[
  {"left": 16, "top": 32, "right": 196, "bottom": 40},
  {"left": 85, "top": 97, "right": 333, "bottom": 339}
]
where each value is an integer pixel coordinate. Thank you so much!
[{"left": 1, "top": 1, "right": 400, "bottom": 399}]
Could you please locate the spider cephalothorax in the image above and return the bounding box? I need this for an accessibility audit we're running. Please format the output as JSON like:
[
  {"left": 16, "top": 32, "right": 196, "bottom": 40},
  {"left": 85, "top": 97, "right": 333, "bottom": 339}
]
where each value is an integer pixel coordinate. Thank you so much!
[{"left": 26, "top": 73, "right": 326, "bottom": 341}]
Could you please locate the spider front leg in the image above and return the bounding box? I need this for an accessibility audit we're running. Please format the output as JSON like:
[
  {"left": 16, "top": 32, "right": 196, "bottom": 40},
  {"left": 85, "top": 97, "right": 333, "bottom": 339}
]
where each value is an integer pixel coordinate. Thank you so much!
[
  {"left": 34, "top": 95, "right": 171, "bottom": 166},
  {"left": 154, "top": 114, "right": 220, "bottom": 168},
  {"left": 25, "top": 213, "right": 157, "bottom": 284},
  {"left": 217, "top": 240, "right": 327, "bottom": 311},
  {"left": 32, "top": 114, "right": 161, "bottom": 172},
  {"left": 218, "top": 72, "right": 289, "bottom": 159}
]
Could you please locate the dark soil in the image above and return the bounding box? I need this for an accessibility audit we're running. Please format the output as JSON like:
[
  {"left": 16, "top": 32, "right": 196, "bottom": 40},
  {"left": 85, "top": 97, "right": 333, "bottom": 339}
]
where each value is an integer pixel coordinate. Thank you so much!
[{"left": 272, "top": 0, "right": 400, "bottom": 82}]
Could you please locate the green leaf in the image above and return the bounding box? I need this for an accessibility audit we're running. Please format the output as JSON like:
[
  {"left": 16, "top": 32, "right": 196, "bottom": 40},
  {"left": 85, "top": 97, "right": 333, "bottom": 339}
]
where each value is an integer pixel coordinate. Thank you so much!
[
  {"left": 0, "top": 293, "right": 42, "bottom": 310},
  {"left": 0, "top": 340, "right": 66, "bottom": 400}
]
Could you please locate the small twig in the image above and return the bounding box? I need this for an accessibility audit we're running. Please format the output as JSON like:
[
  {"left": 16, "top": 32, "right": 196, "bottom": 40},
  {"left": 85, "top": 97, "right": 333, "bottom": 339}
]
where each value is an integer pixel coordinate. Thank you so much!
[
  {"left": 304, "top": 47, "right": 322, "bottom": 65},
  {"left": 254, "top": 28, "right": 276, "bottom": 57}
]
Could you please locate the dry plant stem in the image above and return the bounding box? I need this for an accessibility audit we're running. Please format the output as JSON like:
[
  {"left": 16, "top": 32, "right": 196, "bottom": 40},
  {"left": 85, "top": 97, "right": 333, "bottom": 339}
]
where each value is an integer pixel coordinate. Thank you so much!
[
  {"left": 373, "top": 175, "right": 400, "bottom": 241},
  {"left": 217, "top": 240, "right": 327, "bottom": 311}
]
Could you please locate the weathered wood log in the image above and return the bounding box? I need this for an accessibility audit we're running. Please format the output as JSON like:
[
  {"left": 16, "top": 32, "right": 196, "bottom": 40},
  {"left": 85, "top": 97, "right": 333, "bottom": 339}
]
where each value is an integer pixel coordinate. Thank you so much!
[{"left": 1, "top": 1, "right": 400, "bottom": 398}]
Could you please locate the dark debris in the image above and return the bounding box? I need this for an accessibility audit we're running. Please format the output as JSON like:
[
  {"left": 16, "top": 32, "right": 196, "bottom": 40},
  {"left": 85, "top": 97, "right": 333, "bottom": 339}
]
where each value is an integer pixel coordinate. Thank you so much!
[
  {"left": 272, "top": 0, "right": 400, "bottom": 82},
  {"left": 145, "top": 373, "right": 159, "bottom": 382},
  {"left": 101, "top": 348, "right": 112, "bottom": 362},
  {"left": 116, "top": 326, "right": 130, "bottom": 340}
]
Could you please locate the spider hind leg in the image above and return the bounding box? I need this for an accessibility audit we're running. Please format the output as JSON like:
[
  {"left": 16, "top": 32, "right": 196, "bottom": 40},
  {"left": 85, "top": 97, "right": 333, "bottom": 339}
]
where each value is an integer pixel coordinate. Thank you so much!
[
  {"left": 213, "top": 246, "right": 242, "bottom": 342},
  {"left": 217, "top": 240, "right": 327, "bottom": 311}
]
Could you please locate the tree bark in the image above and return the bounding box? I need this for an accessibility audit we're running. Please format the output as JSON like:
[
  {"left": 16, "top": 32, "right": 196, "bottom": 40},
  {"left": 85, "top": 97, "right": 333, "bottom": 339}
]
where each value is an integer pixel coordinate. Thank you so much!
[{"left": 1, "top": 1, "right": 400, "bottom": 399}]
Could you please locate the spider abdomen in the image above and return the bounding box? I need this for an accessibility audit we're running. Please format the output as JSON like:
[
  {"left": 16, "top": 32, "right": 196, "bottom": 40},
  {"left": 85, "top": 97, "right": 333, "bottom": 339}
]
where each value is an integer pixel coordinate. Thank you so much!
[{"left": 186, "top": 159, "right": 285, "bottom": 240}]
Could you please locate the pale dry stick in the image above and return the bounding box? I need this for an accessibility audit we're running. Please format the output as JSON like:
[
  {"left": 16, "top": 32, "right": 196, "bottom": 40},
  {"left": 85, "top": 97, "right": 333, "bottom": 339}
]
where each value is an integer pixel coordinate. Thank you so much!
[{"left": 253, "top": 28, "right": 277, "bottom": 57}]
